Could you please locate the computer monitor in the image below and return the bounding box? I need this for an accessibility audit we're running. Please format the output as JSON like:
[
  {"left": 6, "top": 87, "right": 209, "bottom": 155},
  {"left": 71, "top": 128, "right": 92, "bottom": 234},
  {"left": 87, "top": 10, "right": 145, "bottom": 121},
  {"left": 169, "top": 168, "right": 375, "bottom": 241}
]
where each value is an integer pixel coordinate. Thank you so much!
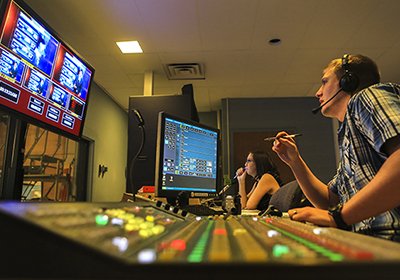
[{"left": 155, "top": 112, "right": 221, "bottom": 203}]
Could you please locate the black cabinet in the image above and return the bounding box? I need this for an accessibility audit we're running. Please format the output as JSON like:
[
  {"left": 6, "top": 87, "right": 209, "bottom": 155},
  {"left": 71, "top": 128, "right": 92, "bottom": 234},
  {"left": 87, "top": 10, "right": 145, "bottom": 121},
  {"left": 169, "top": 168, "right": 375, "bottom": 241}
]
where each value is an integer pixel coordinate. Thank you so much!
[{"left": 127, "top": 84, "right": 198, "bottom": 194}]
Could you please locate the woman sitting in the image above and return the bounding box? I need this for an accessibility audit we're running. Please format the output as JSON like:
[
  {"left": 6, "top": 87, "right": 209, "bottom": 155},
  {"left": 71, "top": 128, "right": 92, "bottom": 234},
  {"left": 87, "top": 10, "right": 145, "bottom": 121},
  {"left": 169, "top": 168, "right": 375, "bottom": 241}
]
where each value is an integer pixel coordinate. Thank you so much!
[{"left": 236, "top": 151, "right": 282, "bottom": 210}]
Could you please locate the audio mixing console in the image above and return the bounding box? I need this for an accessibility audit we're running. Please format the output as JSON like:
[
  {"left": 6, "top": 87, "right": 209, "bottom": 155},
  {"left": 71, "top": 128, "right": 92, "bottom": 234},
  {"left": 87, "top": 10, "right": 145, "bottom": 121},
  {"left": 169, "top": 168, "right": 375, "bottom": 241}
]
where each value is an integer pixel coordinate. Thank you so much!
[{"left": 1, "top": 199, "right": 400, "bottom": 279}]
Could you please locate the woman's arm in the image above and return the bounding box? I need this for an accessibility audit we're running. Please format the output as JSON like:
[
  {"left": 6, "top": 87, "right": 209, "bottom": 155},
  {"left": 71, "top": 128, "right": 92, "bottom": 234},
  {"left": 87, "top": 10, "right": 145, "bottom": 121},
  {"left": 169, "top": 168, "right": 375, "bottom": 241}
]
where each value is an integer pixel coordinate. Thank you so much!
[
  {"left": 236, "top": 168, "right": 248, "bottom": 209},
  {"left": 245, "top": 173, "right": 280, "bottom": 210}
]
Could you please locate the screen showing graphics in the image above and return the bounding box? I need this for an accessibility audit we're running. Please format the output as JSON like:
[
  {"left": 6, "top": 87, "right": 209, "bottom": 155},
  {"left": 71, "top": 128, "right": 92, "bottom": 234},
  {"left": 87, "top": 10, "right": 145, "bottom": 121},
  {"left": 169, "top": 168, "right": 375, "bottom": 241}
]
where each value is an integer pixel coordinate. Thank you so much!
[
  {"left": 155, "top": 112, "right": 220, "bottom": 199},
  {"left": 0, "top": 0, "right": 94, "bottom": 139}
]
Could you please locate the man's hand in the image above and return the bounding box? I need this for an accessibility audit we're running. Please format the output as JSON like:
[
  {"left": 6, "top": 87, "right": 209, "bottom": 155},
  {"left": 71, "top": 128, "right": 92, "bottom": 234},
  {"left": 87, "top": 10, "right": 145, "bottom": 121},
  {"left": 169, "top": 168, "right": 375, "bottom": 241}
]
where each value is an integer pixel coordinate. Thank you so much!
[
  {"left": 288, "top": 207, "right": 337, "bottom": 228},
  {"left": 272, "top": 131, "right": 301, "bottom": 167}
]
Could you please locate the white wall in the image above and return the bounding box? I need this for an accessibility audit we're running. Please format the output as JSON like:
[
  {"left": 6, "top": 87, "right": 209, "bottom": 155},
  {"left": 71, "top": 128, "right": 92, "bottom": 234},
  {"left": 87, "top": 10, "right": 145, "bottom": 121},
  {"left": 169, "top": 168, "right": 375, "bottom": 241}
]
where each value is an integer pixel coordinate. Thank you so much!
[{"left": 83, "top": 82, "right": 128, "bottom": 202}]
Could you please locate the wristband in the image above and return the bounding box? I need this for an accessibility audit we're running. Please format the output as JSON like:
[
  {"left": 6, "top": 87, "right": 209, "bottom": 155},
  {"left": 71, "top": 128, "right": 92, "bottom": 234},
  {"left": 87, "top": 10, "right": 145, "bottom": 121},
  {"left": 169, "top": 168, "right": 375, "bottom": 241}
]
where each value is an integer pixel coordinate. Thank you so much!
[{"left": 328, "top": 204, "right": 351, "bottom": 230}]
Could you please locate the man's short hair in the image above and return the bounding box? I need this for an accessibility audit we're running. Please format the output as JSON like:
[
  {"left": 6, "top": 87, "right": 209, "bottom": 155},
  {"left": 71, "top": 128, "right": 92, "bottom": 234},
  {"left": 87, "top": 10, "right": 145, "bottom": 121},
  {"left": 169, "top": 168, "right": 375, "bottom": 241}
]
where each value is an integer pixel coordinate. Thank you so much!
[{"left": 326, "top": 54, "right": 381, "bottom": 93}]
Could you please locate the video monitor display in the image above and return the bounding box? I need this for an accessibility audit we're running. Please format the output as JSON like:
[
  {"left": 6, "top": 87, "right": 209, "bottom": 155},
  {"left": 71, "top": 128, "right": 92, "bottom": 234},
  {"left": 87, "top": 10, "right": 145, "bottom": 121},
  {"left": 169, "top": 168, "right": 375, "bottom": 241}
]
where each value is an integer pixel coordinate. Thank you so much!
[
  {"left": 23, "top": 68, "right": 49, "bottom": 98},
  {"left": 0, "top": 0, "right": 94, "bottom": 139},
  {"left": 155, "top": 112, "right": 221, "bottom": 200},
  {"left": 52, "top": 45, "right": 91, "bottom": 100}
]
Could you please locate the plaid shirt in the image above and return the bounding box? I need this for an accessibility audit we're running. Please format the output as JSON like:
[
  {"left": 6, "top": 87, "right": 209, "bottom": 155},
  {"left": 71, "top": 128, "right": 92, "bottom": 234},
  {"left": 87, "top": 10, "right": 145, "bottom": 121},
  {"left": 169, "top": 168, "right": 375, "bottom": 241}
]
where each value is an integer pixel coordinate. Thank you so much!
[{"left": 329, "top": 83, "right": 400, "bottom": 240}]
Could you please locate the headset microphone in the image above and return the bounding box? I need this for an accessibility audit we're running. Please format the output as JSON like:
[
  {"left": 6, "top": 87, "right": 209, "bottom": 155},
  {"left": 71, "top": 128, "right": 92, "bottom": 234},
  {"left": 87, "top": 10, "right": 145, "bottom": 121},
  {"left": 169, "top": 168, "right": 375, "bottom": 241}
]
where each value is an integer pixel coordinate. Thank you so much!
[
  {"left": 311, "top": 88, "right": 343, "bottom": 114},
  {"left": 312, "top": 54, "right": 360, "bottom": 114}
]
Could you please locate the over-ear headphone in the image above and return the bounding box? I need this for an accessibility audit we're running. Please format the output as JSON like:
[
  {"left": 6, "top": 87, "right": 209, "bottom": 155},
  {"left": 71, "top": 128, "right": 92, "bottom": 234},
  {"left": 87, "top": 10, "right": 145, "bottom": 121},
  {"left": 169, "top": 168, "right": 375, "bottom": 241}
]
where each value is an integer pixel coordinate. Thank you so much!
[{"left": 340, "top": 54, "right": 359, "bottom": 93}]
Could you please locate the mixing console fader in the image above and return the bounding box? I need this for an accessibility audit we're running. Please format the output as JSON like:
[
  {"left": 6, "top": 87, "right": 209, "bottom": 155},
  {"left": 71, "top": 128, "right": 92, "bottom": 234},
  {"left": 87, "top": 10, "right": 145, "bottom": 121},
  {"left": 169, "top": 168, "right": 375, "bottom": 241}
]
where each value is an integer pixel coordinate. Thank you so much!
[{"left": 1, "top": 200, "right": 400, "bottom": 279}]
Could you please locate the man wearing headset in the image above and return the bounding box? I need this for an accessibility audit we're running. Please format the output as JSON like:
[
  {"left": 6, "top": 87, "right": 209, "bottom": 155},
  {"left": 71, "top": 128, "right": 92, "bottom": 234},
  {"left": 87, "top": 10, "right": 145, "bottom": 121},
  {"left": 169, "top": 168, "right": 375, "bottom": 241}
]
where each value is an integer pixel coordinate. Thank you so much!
[{"left": 273, "top": 54, "right": 400, "bottom": 241}]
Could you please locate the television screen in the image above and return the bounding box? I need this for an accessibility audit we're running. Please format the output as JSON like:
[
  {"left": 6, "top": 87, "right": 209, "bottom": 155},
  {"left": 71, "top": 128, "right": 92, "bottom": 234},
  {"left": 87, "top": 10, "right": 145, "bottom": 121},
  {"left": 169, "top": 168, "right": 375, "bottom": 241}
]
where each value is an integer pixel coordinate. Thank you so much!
[
  {"left": 154, "top": 112, "right": 221, "bottom": 200},
  {"left": 0, "top": 0, "right": 94, "bottom": 139}
]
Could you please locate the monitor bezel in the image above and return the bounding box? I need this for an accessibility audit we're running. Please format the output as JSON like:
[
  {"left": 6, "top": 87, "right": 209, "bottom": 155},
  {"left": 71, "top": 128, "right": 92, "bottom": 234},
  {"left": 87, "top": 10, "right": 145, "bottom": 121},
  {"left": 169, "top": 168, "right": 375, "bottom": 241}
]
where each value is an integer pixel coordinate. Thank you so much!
[
  {"left": 154, "top": 111, "right": 221, "bottom": 200},
  {"left": 0, "top": 0, "right": 95, "bottom": 141}
]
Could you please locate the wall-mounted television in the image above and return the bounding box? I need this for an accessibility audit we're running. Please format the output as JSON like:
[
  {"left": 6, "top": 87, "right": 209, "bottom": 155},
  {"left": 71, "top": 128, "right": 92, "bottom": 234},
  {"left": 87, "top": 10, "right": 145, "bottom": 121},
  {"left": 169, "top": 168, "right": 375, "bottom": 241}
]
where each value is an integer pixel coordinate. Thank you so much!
[
  {"left": 154, "top": 112, "right": 221, "bottom": 202},
  {"left": 0, "top": 0, "right": 94, "bottom": 139}
]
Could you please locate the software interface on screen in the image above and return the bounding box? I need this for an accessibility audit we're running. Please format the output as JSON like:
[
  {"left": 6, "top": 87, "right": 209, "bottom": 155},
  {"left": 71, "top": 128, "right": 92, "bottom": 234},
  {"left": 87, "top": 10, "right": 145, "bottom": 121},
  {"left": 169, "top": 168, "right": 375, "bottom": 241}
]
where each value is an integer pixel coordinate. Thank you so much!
[{"left": 160, "top": 115, "right": 219, "bottom": 195}]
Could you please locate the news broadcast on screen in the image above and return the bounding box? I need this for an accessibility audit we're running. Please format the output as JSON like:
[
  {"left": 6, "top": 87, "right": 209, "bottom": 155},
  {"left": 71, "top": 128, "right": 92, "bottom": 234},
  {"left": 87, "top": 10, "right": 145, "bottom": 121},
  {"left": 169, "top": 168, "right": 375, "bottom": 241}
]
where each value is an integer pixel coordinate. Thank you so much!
[{"left": 0, "top": 0, "right": 94, "bottom": 139}]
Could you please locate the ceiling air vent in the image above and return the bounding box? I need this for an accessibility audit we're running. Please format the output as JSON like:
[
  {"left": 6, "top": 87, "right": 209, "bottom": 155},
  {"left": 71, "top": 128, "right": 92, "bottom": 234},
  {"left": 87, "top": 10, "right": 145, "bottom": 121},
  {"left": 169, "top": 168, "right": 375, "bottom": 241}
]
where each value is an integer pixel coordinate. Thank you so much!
[{"left": 164, "top": 63, "right": 205, "bottom": 80}]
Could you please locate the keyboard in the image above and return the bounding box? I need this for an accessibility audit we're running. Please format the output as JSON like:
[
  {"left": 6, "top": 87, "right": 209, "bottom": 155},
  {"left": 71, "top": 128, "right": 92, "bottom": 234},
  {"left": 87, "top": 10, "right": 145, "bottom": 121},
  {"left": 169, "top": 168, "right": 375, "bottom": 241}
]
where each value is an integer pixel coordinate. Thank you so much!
[{"left": 181, "top": 204, "right": 225, "bottom": 216}]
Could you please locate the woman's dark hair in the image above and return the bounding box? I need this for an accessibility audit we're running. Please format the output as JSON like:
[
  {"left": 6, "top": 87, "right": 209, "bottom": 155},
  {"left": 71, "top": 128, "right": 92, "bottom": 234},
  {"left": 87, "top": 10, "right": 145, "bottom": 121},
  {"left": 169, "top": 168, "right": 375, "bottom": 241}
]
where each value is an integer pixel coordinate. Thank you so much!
[{"left": 251, "top": 151, "right": 282, "bottom": 186}]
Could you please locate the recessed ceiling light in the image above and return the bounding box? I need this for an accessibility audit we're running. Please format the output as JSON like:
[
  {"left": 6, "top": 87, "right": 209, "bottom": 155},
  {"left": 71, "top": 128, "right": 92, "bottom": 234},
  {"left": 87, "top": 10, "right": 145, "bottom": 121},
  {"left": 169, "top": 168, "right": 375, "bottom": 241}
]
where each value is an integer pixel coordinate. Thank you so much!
[
  {"left": 116, "top": 41, "right": 143, "bottom": 53},
  {"left": 268, "top": 38, "right": 281, "bottom": 46}
]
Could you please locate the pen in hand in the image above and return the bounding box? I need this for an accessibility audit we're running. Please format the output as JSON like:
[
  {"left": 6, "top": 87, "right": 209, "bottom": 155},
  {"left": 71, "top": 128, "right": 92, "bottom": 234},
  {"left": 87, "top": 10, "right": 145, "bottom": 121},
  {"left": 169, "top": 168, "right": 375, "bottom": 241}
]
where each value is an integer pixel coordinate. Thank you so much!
[{"left": 264, "top": 133, "right": 302, "bottom": 141}]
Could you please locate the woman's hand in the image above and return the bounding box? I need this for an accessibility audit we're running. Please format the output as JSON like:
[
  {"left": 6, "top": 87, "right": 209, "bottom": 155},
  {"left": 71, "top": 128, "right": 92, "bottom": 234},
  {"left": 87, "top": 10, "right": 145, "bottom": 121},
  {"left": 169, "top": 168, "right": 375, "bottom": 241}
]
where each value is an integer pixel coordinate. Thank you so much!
[{"left": 236, "top": 167, "right": 246, "bottom": 183}]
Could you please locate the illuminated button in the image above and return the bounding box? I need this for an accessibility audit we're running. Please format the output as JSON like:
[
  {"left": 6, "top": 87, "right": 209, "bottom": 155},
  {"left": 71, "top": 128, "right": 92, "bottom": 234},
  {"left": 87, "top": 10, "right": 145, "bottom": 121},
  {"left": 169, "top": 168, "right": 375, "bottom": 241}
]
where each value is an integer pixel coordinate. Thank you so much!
[
  {"left": 95, "top": 214, "right": 109, "bottom": 226},
  {"left": 139, "top": 229, "right": 153, "bottom": 238},
  {"left": 152, "top": 225, "right": 165, "bottom": 235},
  {"left": 125, "top": 223, "right": 140, "bottom": 232},
  {"left": 267, "top": 230, "right": 280, "bottom": 238},
  {"left": 111, "top": 236, "right": 128, "bottom": 252},
  {"left": 111, "top": 217, "right": 124, "bottom": 226},
  {"left": 232, "top": 228, "right": 246, "bottom": 236},
  {"left": 170, "top": 239, "right": 186, "bottom": 251},
  {"left": 137, "top": 249, "right": 156, "bottom": 263},
  {"left": 272, "top": 244, "right": 290, "bottom": 257},
  {"left": 145, "top": 215, "right": 155, "bottom": 222},
  {"left": 139, "top": 221, "right": 154, "bottom": 229}
]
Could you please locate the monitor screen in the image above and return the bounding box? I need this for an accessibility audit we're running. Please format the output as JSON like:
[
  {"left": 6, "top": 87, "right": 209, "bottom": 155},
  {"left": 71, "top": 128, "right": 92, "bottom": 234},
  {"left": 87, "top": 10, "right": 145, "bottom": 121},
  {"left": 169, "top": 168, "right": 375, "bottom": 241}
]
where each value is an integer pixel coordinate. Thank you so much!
[
  {"left": 155, "top": 112, "right": 221, "bottom": 200},
  {"left": 0, "top": 0, "right": 94, "bottom": 139}
]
